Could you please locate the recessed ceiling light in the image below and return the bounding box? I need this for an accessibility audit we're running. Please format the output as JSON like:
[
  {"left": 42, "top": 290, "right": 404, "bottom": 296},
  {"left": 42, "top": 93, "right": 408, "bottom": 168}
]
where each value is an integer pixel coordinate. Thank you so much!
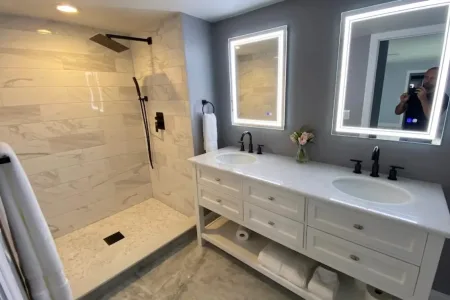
[
  {"left": 56, "top": 4, "right": 78, "bottom": 13},
  {"left": 37, "top": 29, "right": 52, "bottom": 35}
]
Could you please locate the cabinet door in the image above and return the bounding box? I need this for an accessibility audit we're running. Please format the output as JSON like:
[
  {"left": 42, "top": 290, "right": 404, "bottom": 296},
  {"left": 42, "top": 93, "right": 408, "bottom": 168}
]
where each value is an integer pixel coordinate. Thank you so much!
[
  {"left": 306, "top": 227, "right": 419, "bottom": 299},
  {"left": 243, "top": 180, "right": 305, "bottom": 222},
  {"left": 198, "top": 185, "right": 243, "bottom": 223},
  {"left": 197, "top": 166, "right": 242, "bottom": 198},
  {"left": 307, "top": 199, "right": 427, "bottom": 265},
  {"left": 244, "top": 202, "right": 304, "bottom": 251}
]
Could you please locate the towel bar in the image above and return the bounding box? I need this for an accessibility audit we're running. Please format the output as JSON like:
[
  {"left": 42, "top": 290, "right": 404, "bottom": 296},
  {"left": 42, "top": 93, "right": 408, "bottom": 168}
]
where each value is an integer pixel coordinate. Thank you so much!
[{"left": 202, "top": 100, "right": 215, "bottom": 114}]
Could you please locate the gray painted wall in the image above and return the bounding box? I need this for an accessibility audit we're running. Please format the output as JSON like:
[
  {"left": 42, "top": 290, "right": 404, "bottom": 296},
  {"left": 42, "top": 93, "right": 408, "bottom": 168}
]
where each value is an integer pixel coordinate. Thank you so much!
[
  {"left": 212, "top": 0, "right": 450, "bottom": 294},
  {"left": 182, "top": 13, "right": 215, "bottom": 155}
]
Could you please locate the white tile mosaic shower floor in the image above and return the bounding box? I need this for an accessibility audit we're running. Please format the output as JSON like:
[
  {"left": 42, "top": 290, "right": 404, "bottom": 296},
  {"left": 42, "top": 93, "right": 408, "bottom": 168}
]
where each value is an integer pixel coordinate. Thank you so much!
[{"left": 55, "top": 198, "right": 195, "bottom": 299}]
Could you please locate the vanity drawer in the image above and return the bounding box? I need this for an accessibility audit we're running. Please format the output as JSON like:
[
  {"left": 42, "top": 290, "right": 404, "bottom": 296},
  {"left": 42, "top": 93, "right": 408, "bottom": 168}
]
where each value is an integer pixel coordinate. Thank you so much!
[
  {"left": 243, "top": 180, "right": 305, "bottom": 222},
  {"left": 306, "top": 227, "right": 419, "bottom": 299},
  {"left": 197, "top": 166, "right": 242, "bottom": 198},
  {"left": 198, "top": 185, "right": 243, "bottom": 223},
  {"left": 244, "top": 202, "right": 304, "bottom": 251},
  {"left": 307, "top": 200, "right": 426, "bottom": 265}
]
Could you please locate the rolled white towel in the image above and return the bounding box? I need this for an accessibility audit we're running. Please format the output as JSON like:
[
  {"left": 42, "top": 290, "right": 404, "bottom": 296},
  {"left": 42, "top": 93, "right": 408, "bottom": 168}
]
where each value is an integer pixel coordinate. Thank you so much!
[
  {"left": 307, "top": 266, "right": 340, "bottom": 300},
  {"left": 279, "top": 250, "right": 318, "bottom": 288},
  {"left": 203, "top": 113, "right": 218, "bottom": 152},
  {"left": 257, "top": 242, "right": 283, "bottom": 275}
]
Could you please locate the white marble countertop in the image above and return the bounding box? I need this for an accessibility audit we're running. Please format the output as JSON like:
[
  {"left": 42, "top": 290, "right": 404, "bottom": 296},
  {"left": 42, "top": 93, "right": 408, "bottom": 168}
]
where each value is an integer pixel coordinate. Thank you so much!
[{"left": 189, "top": 147, "right": 450, "bottom": 238}]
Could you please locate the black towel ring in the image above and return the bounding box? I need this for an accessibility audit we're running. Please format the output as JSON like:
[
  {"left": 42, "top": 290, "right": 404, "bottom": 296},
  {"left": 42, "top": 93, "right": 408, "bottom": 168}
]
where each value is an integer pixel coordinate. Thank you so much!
[{"left": 202, "top": 100, "right": 215, "bottom": 114}]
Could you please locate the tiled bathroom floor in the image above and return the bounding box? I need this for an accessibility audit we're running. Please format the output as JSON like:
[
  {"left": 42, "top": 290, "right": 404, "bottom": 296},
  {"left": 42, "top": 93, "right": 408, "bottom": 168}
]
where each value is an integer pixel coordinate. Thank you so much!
[
  {"left": 55, "top": 198, "right": 195, "bottom": 299},
  {"left": 84, "top": 240, "right": 299, "bottom": 300}
]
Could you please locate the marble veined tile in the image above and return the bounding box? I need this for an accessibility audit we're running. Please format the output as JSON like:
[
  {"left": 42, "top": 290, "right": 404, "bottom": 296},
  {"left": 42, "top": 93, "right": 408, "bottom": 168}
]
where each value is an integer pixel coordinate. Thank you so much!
[
  {"left": 40, "top": 103, "right": 99, "bottom": 121},
  {"left": 21, "top": 149, "right": 84, "bottom": 175},
  {"left": 9, "top": 118, "right": 103, "bottom": 141},
  {"left": 0, "top": 48, "right": 63, "bottom": 69},
  {"left": 9, "top": 139, "right": 51, "bottom": 160},
  {"left": 35, "top": 177, "right": 91, "bottom": 209},
  {"left": 0, "top": 69, "right": 135, "bottom": 88},
  {"left": 0, "top": 105, "right": 41, "bottom": 125},
  {"left": 57, "top": 158, "right": 109, "bottom": 184},
  {"left": 48, "top": 131, "right": 106, "bottom": 152},
  {"left": 61, "top": 53, "right": 116, "bottom": 72},
  {"left": 28, "top": 170, "right": 61, "bottom": 189},
  {"left": 0, "top": 87, "right": 69, "bottom": 106}
]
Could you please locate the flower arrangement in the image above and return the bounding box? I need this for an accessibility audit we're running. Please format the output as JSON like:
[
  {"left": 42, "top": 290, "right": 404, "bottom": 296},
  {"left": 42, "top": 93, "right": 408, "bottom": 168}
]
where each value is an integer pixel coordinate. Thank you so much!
[{"left": 290, "top": 126, "right": 315, "bottom": 163}]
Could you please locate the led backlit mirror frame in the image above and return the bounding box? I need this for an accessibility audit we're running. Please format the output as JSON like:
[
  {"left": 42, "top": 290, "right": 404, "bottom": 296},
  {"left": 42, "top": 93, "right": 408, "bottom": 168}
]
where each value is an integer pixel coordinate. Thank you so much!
[
  {"left": 332, "top": 0, "right": 450, "bottom": 143},
  {"left": 228, "top": 26, "right": 288, "bottom": 130}
]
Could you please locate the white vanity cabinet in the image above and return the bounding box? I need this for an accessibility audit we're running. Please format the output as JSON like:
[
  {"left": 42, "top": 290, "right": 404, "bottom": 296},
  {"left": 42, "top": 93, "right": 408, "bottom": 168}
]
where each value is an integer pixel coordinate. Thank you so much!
[{"left": 190, "top": 149, "right": 449, "bottom": 300}]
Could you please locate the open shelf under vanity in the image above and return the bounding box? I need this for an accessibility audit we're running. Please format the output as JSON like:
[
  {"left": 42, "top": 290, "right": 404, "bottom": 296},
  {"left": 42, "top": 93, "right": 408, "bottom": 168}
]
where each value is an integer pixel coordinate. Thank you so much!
[{"left": 203, "top": 216, "right": 365, "bottom": 300}]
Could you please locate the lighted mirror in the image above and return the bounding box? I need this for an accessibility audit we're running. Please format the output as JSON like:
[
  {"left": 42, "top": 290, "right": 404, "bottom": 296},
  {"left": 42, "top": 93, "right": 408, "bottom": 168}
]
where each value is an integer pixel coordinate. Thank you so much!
[
  {"left": 229, "top": 26, "right": 287, "bottom": 130},
  {"left": 333, "top": 0, "right": 450, "bottom": 145}
]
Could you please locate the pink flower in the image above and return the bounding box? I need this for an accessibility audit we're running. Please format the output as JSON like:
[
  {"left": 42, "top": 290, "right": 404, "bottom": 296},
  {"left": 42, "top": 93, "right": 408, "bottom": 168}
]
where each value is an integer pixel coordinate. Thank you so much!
[{"left": 299, "top": 132, "right": 309, "bottom": 145}]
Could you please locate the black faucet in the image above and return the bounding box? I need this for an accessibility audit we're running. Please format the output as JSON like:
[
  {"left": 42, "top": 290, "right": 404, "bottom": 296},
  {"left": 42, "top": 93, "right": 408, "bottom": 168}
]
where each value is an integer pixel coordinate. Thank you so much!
[
  {"left": 370, "top": 146, "right": 380, "bottom": 177},
  {"left": 239, "top": 131, "right": 253, "bottom": 153}
]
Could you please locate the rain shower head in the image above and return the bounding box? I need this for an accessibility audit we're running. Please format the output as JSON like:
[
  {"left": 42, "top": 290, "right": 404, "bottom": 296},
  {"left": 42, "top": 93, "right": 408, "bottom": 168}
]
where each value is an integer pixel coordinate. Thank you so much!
[{"left": 90, "top": 34, "right": 152, "bottom": 53}]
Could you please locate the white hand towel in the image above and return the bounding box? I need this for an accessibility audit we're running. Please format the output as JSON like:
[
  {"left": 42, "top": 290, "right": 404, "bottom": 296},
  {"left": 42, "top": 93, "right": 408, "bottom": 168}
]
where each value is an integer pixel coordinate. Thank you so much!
[
  {"left": 258, "top": 242, "right": 284, "bottom": 274},
  {"left": 203, "top": 113, "right": 218, "bottom": 152},
  {"left": 279, "top": 250, "right": 318, "bottom": 288},
  {"left": 307, "top": 266, "right": 340, "bottom": 300},
  {"left": 0, "top": 143, "right": 73, "bottom": 300}
]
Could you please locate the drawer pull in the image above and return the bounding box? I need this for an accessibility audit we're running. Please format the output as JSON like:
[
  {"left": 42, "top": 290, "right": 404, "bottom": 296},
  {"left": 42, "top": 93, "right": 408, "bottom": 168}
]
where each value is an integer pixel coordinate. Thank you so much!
[
  {"left": 349, "top": 254, "right": 360, "bottom": 262},
  {"left": 268, "top": 196, "right": 275, "bottom": 201},
  {"left": 216, "top": 199, "right": 222, "bottom": 203},
  {"left": 268, "top": 221, "right": 275, "bottom": 226},
  {"left": 353, "top": 224, "right": 364, "bottom": 230},
  {"left": 214, "top": 178, "right": 221, "bottom": 182}
]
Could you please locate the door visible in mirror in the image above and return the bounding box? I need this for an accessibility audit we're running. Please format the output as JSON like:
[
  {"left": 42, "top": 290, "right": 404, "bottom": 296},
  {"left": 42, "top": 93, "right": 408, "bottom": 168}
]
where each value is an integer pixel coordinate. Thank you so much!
[
  {"left": 333, "top": 1, "right": 450, "bottom": 145},
  {"left": 229, "top": 26, "right": 287, "bottom": 130}
]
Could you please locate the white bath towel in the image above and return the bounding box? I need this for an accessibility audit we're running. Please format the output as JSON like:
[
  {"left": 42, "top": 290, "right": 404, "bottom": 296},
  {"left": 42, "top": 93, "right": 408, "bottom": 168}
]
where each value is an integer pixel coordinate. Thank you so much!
[
  {"left": 258, "top": 242, "right": 283, "bottom": 274},
  {"left": 0, "top": 143, "right": 72, "bottom": 300},
  {"left": 0, "top": 229, "right": 28, "bottom": 300},
  {"left": 279, "top": 250, "right": 317, "bottom": 288},
  {"left": 258, "top": 242, "right": 317, "bottom": 288},
  {"left": 203, "top": 113, "right": 218, "bottom": 152},
  {"left": 307, "top": 266, "right": 340, "bottom": 300}
]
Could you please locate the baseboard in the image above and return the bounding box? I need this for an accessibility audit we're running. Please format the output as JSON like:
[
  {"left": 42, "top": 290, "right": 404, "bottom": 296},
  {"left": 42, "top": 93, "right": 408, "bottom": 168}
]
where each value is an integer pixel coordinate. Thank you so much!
[{"left": 430, "top": 290, "right": 450, "bottom": 300}]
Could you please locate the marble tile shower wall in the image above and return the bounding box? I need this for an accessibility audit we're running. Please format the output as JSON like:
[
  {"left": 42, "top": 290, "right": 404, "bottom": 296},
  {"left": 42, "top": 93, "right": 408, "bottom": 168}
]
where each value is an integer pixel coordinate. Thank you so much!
[
  {"left": 0, "top": 14, "right": 153, "bottom": 238},
  {"left": 131, "top": 14, "right": 195, "bottom": 217}
]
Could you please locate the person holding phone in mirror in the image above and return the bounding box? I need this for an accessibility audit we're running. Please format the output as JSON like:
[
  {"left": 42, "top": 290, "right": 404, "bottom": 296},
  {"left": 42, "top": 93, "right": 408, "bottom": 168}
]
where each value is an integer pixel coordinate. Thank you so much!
[{"left": 395, "top": 67, "right": 449, "bottom": 131}]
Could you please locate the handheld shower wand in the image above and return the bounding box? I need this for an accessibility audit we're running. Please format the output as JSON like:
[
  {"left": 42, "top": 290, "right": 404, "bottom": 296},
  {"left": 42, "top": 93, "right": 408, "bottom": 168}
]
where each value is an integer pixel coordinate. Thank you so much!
[{"left": 133, "top": 77, "right": 153, "bottom": 169}]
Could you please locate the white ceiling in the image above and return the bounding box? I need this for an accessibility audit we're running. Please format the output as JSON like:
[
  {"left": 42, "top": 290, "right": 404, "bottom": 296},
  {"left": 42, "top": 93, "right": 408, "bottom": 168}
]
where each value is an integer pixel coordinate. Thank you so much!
[{"left": 0, "top": 0, "right": 283, "bottom": 33}]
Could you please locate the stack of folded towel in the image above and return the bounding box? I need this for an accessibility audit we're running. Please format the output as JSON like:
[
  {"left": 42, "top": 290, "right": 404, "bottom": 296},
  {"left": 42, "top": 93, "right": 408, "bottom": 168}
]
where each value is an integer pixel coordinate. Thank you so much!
[
  {"left": 307, "top": 266, "right": 340, "bottom": 300},
  {"left": 257, "top": 242, "right": 318, "bottom": 288}
]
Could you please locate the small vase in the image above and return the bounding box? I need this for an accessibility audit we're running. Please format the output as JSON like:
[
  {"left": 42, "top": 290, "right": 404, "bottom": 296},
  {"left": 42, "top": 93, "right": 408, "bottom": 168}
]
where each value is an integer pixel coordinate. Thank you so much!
[{"left": 296, "top": 146, "right": 309, "bottom": 163}]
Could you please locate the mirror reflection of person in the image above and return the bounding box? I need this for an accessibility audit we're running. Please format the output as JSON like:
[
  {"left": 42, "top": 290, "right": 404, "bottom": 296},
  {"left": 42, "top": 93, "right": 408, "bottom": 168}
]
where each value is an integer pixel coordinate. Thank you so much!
[{"left": 395, "top": 67, "right": 449, "bottom": 131}]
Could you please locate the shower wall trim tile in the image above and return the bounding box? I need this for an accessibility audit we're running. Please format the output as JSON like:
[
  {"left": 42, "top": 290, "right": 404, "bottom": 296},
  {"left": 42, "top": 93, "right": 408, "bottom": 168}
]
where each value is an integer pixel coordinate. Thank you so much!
[{"left": 0, "top": 14, "right": 153, "bottom": 238}]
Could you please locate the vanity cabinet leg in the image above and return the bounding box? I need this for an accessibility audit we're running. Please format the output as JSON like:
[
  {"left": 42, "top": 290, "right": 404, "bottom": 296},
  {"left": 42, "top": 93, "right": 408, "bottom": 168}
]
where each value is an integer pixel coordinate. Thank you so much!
[
  {"left": 192, "top": 165, "right": 205, "bottom": 247},
  {"left": 407, "top": 234, "right": 444, "bottom": 300},
  {"left": 196, "top": 205, "right": 206, "bottom": 247}
]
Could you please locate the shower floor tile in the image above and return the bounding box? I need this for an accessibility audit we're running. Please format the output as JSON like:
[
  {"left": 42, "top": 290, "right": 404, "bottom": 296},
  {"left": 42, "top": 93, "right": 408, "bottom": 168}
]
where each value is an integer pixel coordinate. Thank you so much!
[{"left": 54, "top": 198, "right": 195, "bottom": 299}]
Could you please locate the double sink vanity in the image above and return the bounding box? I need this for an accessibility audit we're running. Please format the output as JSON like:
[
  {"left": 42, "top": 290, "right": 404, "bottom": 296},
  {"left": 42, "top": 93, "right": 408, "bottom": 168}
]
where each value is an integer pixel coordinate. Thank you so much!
[{"left": 189, "top": 148, "right": 450, "bottom": 300}]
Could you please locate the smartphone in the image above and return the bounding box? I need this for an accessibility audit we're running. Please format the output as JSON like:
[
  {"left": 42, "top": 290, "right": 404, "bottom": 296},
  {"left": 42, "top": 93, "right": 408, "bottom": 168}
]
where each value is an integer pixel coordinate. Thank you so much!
[{"left": 408, "top": 84, "right": 416, "bottom": 96}]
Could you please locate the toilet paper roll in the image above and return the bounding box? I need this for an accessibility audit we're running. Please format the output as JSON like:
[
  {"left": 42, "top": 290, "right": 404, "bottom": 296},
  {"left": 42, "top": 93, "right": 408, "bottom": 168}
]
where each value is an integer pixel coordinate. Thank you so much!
[
  {"left": 365, "top": 286, "right": 393, "bottom": 300},
  {"left": 236, "top": 225, "right": 251, "bottom": 241}
]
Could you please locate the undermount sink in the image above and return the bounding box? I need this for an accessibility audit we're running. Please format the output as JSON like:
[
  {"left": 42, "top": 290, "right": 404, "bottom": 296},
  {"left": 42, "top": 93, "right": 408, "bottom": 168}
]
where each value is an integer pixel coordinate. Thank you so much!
[
  {"left": 216, "top": 153, "right": 257, "bottom": 165},
  {"left": 332, "top": 177, "right": 411, "bottom": 204}
]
